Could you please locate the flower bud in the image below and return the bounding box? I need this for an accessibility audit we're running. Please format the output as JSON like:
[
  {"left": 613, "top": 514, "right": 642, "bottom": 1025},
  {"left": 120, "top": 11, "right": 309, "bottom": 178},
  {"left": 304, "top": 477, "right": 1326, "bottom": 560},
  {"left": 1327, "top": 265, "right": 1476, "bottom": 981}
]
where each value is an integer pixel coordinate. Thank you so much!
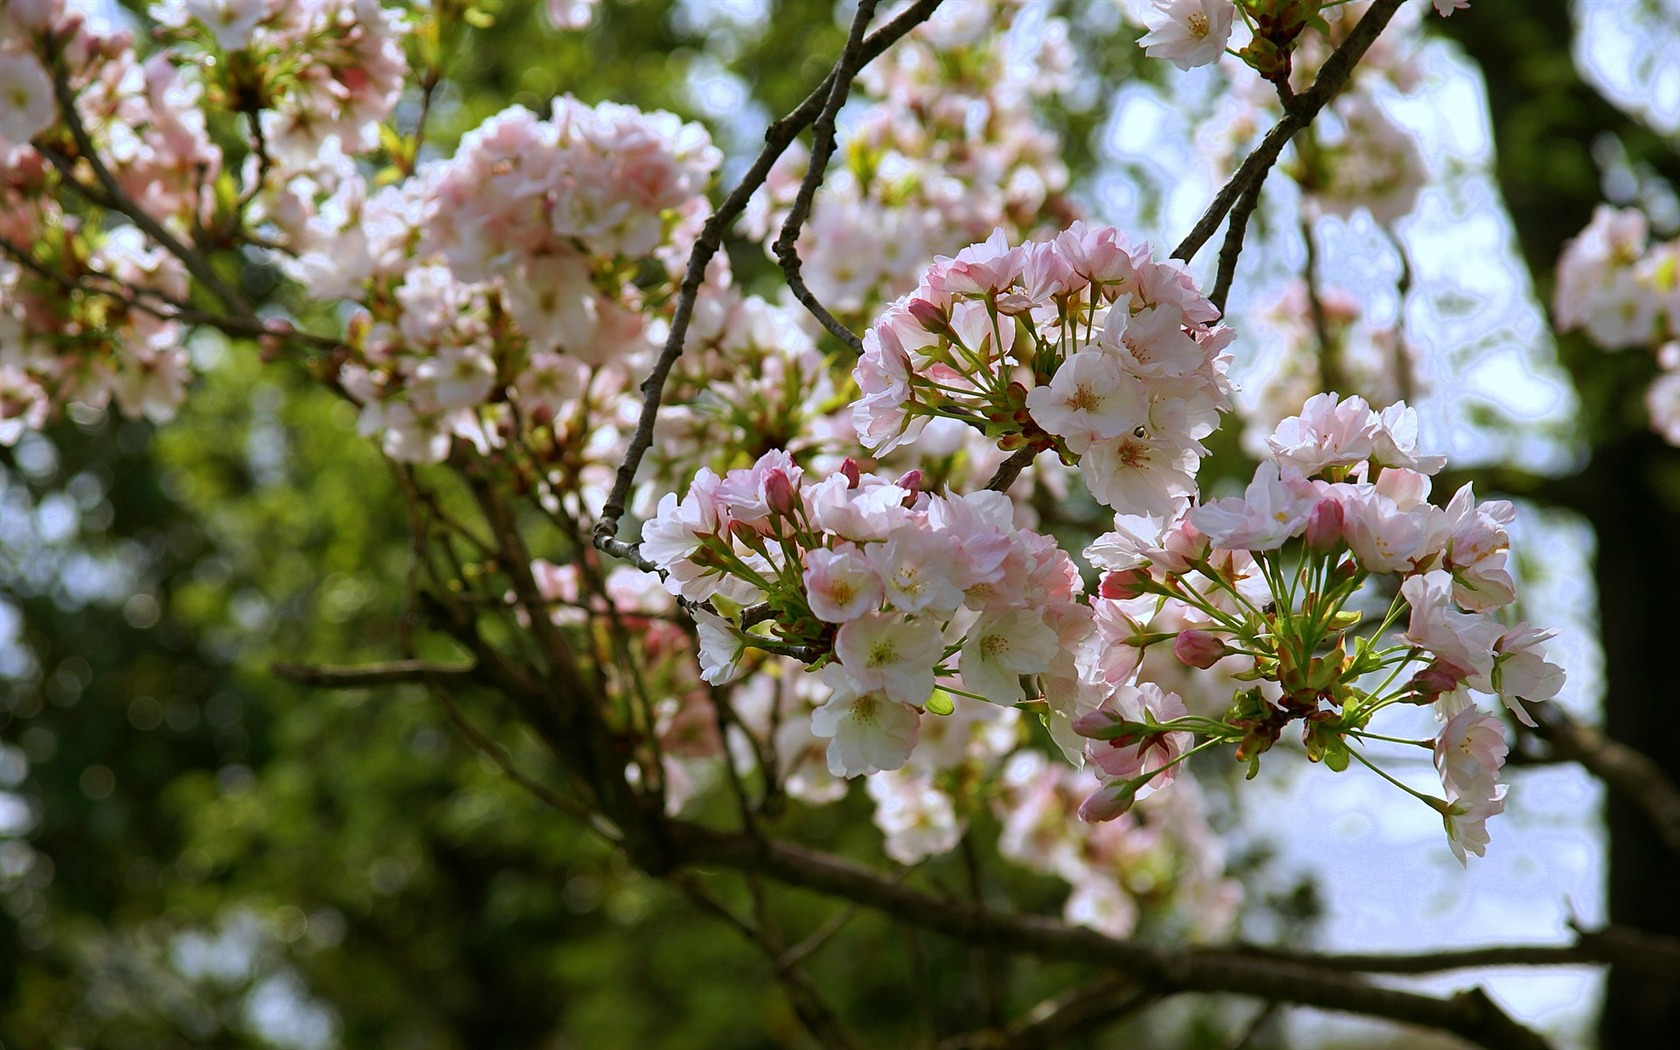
[
  {"left": 1099, "top": 568, "right": 1153, "bottom": 600},
  {"left": 906, "top": 296, "right": 947, "bottom": 333},
  {"left": 1305, "top": 497, "right": 1345, "bottom": 552},
  {"left": 1077, "top": 778, "right": 1140, "bottom": 823},
  {"left": 1172, "top": 629, "right": 1227, "bottom": 670},
  {"left": 1409, "top": 659, "right": 1470, "bottom": 697},
  {"left": 765, "top": 469, "right": 800, "bottom": 518},
  {"left": 838, "top": 458, "right": 861, "bottom": 489},
  {"left": 895, "top": 469, "right": 924, "bottom": 495}
]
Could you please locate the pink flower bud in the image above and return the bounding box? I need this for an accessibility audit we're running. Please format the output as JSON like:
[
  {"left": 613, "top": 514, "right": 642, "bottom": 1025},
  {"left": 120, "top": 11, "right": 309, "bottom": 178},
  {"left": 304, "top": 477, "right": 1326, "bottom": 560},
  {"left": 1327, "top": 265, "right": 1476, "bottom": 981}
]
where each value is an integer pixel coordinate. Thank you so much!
[
  {"left": 895, "top": 470, "right": 924, "bottom": 508},
  {"left": 1099, "top": 568, "right": 1152, "bottom": 601},
  {"left": 1305, "top": 497, "right": 1345, "bottom": 552},
  {"left": 765, "top": 470, "right": 799, "bottom": 518},
  {"left": 839, "top": 458, "right": 861, "bottom": 489},
  {"left": 906, "top": 296, "right": 947, "bottom": 332},
  {"left": 1077, "top": 778, "right": 1139, "bottom": 823},
  {"left": 1410, "top": 659, "right": 1470, "bottom": 696},
  {"left": 1172, "top": 629, "right": 1227, "bottom": 670}
]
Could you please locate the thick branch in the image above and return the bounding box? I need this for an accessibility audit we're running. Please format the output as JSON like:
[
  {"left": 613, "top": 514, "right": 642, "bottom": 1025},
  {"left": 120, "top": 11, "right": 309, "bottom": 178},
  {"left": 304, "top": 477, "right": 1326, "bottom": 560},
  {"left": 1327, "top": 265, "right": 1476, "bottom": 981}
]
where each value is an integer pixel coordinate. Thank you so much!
[
  {"left": 1523, "top": 700, "right": 1680, "bottom": 857},
  {"left": 272, "top": 660, "right": 475, "bottom": 689},
  {"left": 1171, "top": 0, "right": 1406, "bottom": 263},
  {"left": 670, "top": 822, "right": 1552, "bottom": 1050}
]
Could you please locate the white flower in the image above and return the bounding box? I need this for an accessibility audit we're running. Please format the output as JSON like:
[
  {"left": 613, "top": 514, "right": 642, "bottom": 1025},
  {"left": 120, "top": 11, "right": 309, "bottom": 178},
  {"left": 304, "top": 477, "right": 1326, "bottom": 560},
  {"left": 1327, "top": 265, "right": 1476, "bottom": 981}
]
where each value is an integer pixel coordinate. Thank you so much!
[
  {"left": 1443, "top": 784, "right": 1506, "bottom": 866},
  {"left": 831, "top": 611, "right": 945, "bottom": 706},
  {"left": 1025, "top": 349, "right": 1147, "bottom": 453},
  {"left": 694, "top": 609, "right": 745, "bottom": 685},
  {"left": 1137, "top": 0, "right": 1236, "bottom": 72},
  {"left": 0, "top": 50, "right": 54, "bottom": 146},
  {"left": 810, "top": 688, "right": 921, "bottom": 778},
  {"left": 959, "top": 609, "right": 1060, "bottom": 704}
]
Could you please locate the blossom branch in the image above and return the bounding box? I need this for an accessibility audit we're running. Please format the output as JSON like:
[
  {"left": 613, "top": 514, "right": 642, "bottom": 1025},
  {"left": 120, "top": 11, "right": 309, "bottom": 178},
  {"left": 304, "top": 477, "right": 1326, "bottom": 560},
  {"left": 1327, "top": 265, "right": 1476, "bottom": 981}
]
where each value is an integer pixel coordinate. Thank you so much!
[
  {"left": 43, "top": 55, "right": 253, "bottom": 316},
  {"left": 591, "top": 0, "right": 943, "bottom": 557},
  {"left": 1171, "top": 0, "right": 1406, "bottom": 264}
]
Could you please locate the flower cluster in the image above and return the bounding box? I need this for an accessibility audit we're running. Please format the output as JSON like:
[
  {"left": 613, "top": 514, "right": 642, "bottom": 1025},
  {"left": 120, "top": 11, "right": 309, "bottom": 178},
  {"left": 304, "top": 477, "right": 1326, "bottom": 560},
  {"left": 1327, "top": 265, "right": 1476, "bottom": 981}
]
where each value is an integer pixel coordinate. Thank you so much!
[
  {"left": 274, "top": 98, "right": 720, "bottom": 463},
  {"left": 150, "top": 0, "right": 408, "bottom": 167},
  {"left": 643, "top": 449, "right": 1097, "bottom": 778},
  {"left": 854, "top": 224, "right": 1233, "bottom": 515},
  {"left": 1554, "top": 205, "right": 1680, "bottom": 445},
  {"left": 1078, "top": 392, "right": 1562, "bottom": 863}
]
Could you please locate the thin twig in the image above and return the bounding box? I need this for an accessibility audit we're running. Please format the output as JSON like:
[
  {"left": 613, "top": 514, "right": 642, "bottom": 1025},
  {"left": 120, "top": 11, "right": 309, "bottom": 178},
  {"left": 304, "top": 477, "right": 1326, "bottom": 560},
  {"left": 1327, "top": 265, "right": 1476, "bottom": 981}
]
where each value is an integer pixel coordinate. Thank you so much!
[
  {"left": 45, "top": 58, "right": 252, "bottom": 315},
  {"left": 1171, "top": 0, "right": 1406, "bottom": 263},
  {"left": 1209, "top": 174, "right": 1267, "bottom": 316},
  {"left": 771, "top": 0, "right": 880, "bottom": 354},
  {"left": 672, "top": 873, "right": 867, "bottom": 1050},
  {"left": 591, "top": 0, "right": 944, "bottom": 557},
  {"left": 669, "top": 822, "right": 1555, "bottom": 1050},
  {"left": 984, "top": 447, "right": 1038, "bottom": 493}
]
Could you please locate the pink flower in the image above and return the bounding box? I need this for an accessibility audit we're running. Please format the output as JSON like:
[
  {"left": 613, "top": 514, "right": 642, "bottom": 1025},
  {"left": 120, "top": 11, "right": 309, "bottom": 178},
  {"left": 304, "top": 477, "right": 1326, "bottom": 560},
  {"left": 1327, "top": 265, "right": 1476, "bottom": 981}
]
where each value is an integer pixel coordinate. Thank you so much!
[
  {"left": 1441, "top": 484, "right": 1516, "bottom": 612},
  {"left": 867, "top": 527, "right": 966, "bottom": 616},
  {"left": 803, "top": 545, "right": 885, "bottom": 623},
  {"left": 1074, "top": 682, "right": 1194, "bottom": 790},
  {"left": 0, "top": 52, "right": 55, "bottom": 146},
  {"left": 1490, "top": 625, "right": 1566, "bottom": 726},
  {"left": 1104, "top": 303, "right": 1203, "bottom": 378},
  {"left": 1025, "top": 349, "right": 1148, "bottom": 453},
  {"left": 1400, "top": 571, "right": 1501, "bottom": 681},
  {"left": 959, "top": 609, "right": 1061, "bottom": 704},
  {"left": 934, "top": 228, "right": 1026, "bottom": 297},
  {"left": 810, "top": 688, "right": 921, "bottom": 778},
  {"left": 1172, "top": 629, "right": 1227, "bottom": 670},
  {"left": 1266, "top": 392, "right": 1380, "bottom": 477},
  {"left": 1433, "top": 706, "right": 1507, "bottom": 799},
  {"left": 1190, "top": 461, "right": 1318, "bottom": 551}
]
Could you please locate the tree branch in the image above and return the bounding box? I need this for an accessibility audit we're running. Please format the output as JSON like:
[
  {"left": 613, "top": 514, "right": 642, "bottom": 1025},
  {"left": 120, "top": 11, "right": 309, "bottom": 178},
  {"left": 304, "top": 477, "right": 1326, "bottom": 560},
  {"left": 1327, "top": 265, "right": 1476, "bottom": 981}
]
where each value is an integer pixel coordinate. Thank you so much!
[
  {"left": 1522, "top": 700, "right": 1680, "bottom": 857},
  {"left": 669, "top": 822, "right": 1553, "bottom": 1050},
  {"left": 272, "top": 660, "right": 476, "bottom": 689},
  {"left": 770, "top": 0, "right": 880, "bottom": 354},
  {"left": 1171, "top": 0, "right": 1406, "bottom": 264},
  {"left": 591, "top": 0, "right": 943, "bottom": 556}
]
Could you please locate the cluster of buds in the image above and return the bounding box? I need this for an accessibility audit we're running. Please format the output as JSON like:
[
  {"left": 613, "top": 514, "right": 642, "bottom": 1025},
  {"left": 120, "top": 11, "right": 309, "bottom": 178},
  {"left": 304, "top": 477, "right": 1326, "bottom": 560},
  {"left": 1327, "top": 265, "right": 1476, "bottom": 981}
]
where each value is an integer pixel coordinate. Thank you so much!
[
  {"left": 854, "top": 224, "right": 1234, "bottom": 516},
  {"left": 642, "top": 448, "right": 1096, "bottom": 779},
  {"left": 1076, "top": 392, "right": 1562, "bottom": 863}
]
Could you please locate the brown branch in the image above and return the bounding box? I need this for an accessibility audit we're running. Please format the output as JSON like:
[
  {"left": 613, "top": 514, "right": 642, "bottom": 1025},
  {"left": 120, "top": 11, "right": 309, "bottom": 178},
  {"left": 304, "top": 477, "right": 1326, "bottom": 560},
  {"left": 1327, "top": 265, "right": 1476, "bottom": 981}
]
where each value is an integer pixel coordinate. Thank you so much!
[
  {"left": 672, "top": 873, "right": 867, "bottom": 1050},
  {"left": 984, "top": 447, "right": 1038, "bottom": 492},
  {"left": 936, "top": 973, "right": 1158, "bottom": 1050},
  {"left": 1171, "top": 0, "right": 1406, "bottom": 263},
  {"left": 1522, "top": 700, "right": 1680, "bottom": 857},
  {"left": 44, "top": 56, "right": 252, "bottom": 315},
  {"left": 272, "top": 660, "right": 476, "bottom": 689},
  {"left": 770, "top": 0, "right": 880, "bottom": 355},
  {"left": 1209, "top": 174, "right": 1267, "bottom": 317},
  {"left": 670, "top": 822, "right": 1552, "bottom": 1050},
  {"left": 591, "top": 0, "right": 944, "bottom": 557}
]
